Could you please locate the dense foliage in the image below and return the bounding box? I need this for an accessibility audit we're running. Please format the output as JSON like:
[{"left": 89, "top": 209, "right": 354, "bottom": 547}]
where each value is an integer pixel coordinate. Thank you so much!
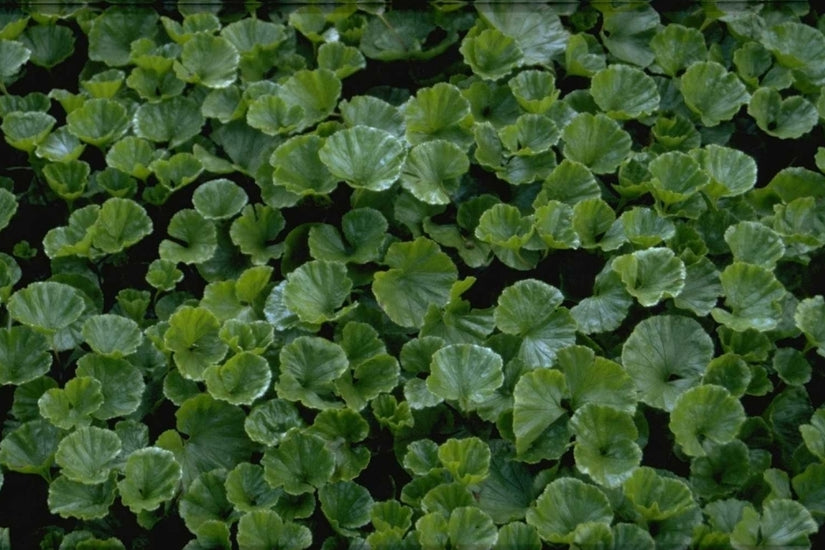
[{"left": 1, "top": 2, "right": 825, "bottom": 549}]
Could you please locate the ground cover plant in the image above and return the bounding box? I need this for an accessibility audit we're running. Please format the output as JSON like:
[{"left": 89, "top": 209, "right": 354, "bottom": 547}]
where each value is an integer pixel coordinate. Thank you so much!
[{"left": 1, "top": 1, "right": 825, "bottom": 548}]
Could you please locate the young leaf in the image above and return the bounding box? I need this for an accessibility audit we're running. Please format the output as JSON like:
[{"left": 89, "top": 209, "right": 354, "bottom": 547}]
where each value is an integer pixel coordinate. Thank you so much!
[
  {"left": 38, "top": 376, "right": 104, "bottom": 430},
  {"left": 81, "top": 314, "right": 142, "bottom": 358},
  {"left": 526, "top": 477, "right": 612, "bottom": 544},
  {"left": 508, "top": 69, "right": 559, "bottom": 114},
  {"left": 622, "top": 467, "right": 696, "bottom": 522},
  {"left": 192, "top": 179, "right": 248, "bottom": 221},
  {"left": 724, "top": 221, "right": 785, "bottom": 268},
  {"left": 229, "top": 204, "right": 285, "bottom": 265},
  {"left": 512, "top": 368, "right": 568, "bottom": 461},
  {"left": 649, "top": 24, "right": 707, "bottom": 76},
  {"left": 319, "top": 481, "right": 374, "bottom": 536},
  {"left": 692, "top": 144, "right": 757, "bottom": 199},
  {"left": 319, "top": 125, "right": 406, "bottom": 192},
  {"left": 244, "top": 399, "right": 304, "bottom": 447},
  {"left": 318, "top": 41, "right": 366, "bottom": 79},
  {"left": 556, "top": 345, "right": 637, "bottom": 414},
  {"left": 621, "top": 315, "right": 713, "bottom": 411},
  {"left": 373, "top": 237, "right": 458, "bottom": 328},
  {"left": 795, "top": 296, "right": 825, "bottom": 357},
  {"left": 0, "top": 419, "right": 61, "bottom": 476},
  {"left": 647, "top": 151, "right": 709, "bottom": 205},
  {"left": 339, "top": 95, "right": 405, "bottom": 137},
  {"left": 66, "top": 98, "right": 130, "bottom": 148},
  {"left": 308, "top": 207, "right": 387, "bottom": 264},
  {"left": 55, "top": 426, "right": 121, "bottom": 484},
  {"left": 2, "top": 111, "right": 55, "bottom": 152},
  {"left": 0, "top": 38, "right": 31, "bottom": 83},
  {"left": 571, "top": 403, "right": 641, "bottom": 487},
  {"left": 427, "top": 343, "right": 503, "bottom": 412},
  {"left": 562, "top": 112, "right": 631, "bottom": 174},
  {"left": 118, "top": 447, "right": 182, "bottom": 514},
  {"left": 404, "top": 82, "right": 472, "bottom": 146},
  {"left": 236, "top": 510, "right": 312, "bottom": 550},
  {"left": 438, "top": 437, "right": 491, "bottom": 486},
  {"left": 590, "top": 64, "right": 659, "bottom": 119},
  {"left": 669, "top": 384, "right": 746, "bottom": 456}
]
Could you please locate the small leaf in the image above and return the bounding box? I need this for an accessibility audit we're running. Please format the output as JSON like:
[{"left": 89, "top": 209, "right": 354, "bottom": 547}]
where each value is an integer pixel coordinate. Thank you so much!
[
  {"left": 0, "top": 38, "right": 31, "bottom": 81},
  {"left": 105, "top": 136, "right": 155, "bottom": 180},
  {"left": 711, "top": 262, "right": 786, "bottom": 332},
  {"left": 339, "top": 95, "right": 404, "bottom": 136},
  {"left": 508, "top": 69, "right": 559, "bottom": 113},
  {"left": 164, "top": 306, "right": 227, "bottom": 380},
  {"left": 66, "top": 98, "right": 130, "bottom": 148},
  {"left": 118, "top": 447, "right": 182, "bottom": 513},
  {"left": 692, "top": 144, "right": 757, "bottom": 199},
  {"left": 647, "top": 151, "right": 709, "bottom": 205},
  {"left": 724, "top": 221, "right": 785, "bottom": 268},
  {"left": 158, "top": 209, "right": 217, "bottom": 265},
  {"left": 230, "top": 204, "right": 285, "bottom": 265},
  {"left": 134, "top": 96, "right": 205, "bottom": 148},
  {"left": 748, "top": 87, "right": 818, "bottom": 139},
  {"left": 319, "top": 125, "right": 406, "bottom": 192},
  {"left": 427, "top": 343, "right": 503, "bottom": 412},
  {"left": 448, "top": 507, "right": 498, "bottom": 549},
  {"left": 318, "top": 41, "right": 365, "bottom": 79},
  {"left": 38, "top": 376, "right": 104, "bottom": 430},
  {"left": 669, "top": 384, "right": 745, "bottom": 457},
  {"left": 611, "top": 247, "right": 686, "bottom": 307},
  {"left": 204, "top": 352, "right": 271, "bottom": 406},
  {"left": 460, "top": 27, "right": 523, "bottom": 80},
  {"left": 0, "top": 326, "right": 51, "bottom": 385},
  {"left": 262, "top": 430, "right": 335, "bottom": 495},
  {"left": 192, "top": 179, "right": 248, "bottom": 221}
]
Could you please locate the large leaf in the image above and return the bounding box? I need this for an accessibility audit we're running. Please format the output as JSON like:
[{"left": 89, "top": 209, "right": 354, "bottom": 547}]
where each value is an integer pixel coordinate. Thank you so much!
[
  {"left": 91, "top": 197, "right": 153, "bottom": 254},
  {"left": 562, "top": 112, "right": 631, "bottom": 174},
  {"left": 118, "top": 447, "right": 182, "bottom": 513},
  {"left": 680, "top": 61, "right": 749, "bottom": 126},
  {"left": 271, "top": 134, "right": 337, "bottom": 196},
  {"left": 478, "top": 4, "right": 568, "bottom": 65},
  {"left": 262, "top": 430, "right": 334, "bottom": 495},
  {"left": 460, "top": 27, "right": 523, "bottom": 81},
  {"left": 283, "top": 260, "right": 354, "bottom": 325},
  {"left": 400, "top": 139, "right": 469, "bottom": 205},
  {"left": 54, "top": 426, "right": 121, "bottom": 484},
  {"left": 669, "top": 384, "right": 746, "bottom": 457},
  {"left": 134, "top": 96, "right": 205, "bottom": 148},
  {"left": 526, "top": 477, "right": 612, "bottom": 544},
  {"left": 275, "top": 336, "right": 349, "bottom": 409},
  {"left": 173, "top": 33, "right": 239, "bottom": 88},
  {"left": 75, "top": 354, "right": 144, "bottom": 420},
  {"left": 571, "top": 403, "right": 641, "bottom": 488},
  {"left": 0, "top": 326, "right": 51, "bottom": 385},
  {"left": 427, "top": 343, "right": 503, "bottom": 412},
  {"left": 88, "top": 7, "right": 158, "bottom": 67},
  {"left": 8, "top": 281, "right": 85, "bottom": 333},
  {"left": 711, "top": 262, "right": 786, "bottom": 332},
  {"left": 319, "top": 125, "right": 406, "bottom": 192},
  {"left": 611, "top": 247, "right": 686, "bottom": 307},
  {"left": 590, "top": 64, "right": 659, "bottom": 119},
  {"left": 372, "top": 237, "right": 458, "bottom": 328},
  {"left": 66, "top": 98, "right": 130, "bottom": 148}
]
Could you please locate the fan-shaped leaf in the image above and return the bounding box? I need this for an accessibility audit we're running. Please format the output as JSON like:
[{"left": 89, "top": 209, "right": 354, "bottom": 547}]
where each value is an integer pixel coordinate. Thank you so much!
[
  {"left": 262, "top": 430, "right": 334, "bottom": 495},
  {"left": 748, "top": 87, "right": 818, "bottom": 139},
  {"left": 691, "top": 144, "right": 757, "bottom": 199},
  {"left": 38, "top": 376, "right": 103, "bottom": 430},
  {"left": 105, "top": 136, "right": 155, "bottom": 180},
  {"left": 562, "top": 112, "right": 631, "bottom": 174},
  {"left": 35, "top": 126, "right": 85, "bottom": 162},
  {"left": 320, "top": 481, "right": 374, "bottom": 536},
  {"left": 319, "top": 125, "right": 405, "bottom": 192},
  {"left": 681, "top": 61, "right": 749, "bottom": 126},
  {"left": 570, "top": 266, "right": 633, "bottom": 334},
  {"left": 229, "top": 204, "right": 285, "bottom": 265},
  {"left": 795, "top": 296, "right": 825, "bottom": 357},
  {"left": 55, "top": 426, "right": 121, "bottom": 484},
  {"left": 75, "top": 354, "right": 144, "bottom": 420},
  {"left": 590, "top": 64, "right": 659, "bottom": 119},
  {"left": 81, "top": 314, "right": 142, "bottom": 357},
  {"left": 612, "top": 247, "right": 685, "bottom": 307},
  {"left": 164, "top": 306, "right": 226, "bottom": 380},
  {"left": 271, "top": 134, "right": 337, "bottom": 196},
  {"left": 284, "top": 260, "right": 353, "bottom": 324},
  {"left": 649, "top": 24, "right": 707, "bottom": 77},
  {"left": 372, "top": 237, "right": 458, "bottom": 328},
  {"left": 308, "top": 207, "right": 387, "bottom": 264},
  {"left": 276, "top": 336, "right": 348, "bottom": 409},
  {"left": 460, "top": 27, "right": 523, "bottom": 80},
  {"left": 405, "top": 82, "right": 472, "bottom": 146},
  {"left": 2, "top": 111, "right": 55, "bottom": 152},
  {"left": 478, "top": 4, "right": 567, "bottom": 65},
  {"left": 88, "top": 8, "right": 158, "bottom": 67},
  {"left": 508, "top": 69, "right": 559, "bottom": 114},
  {"left": 204, "top": 352, "right": 271, "bottom": 406},
  {"left": 670, "top": 385, "right": 745, "bottom": 457},
  {"left": 42, "top": 160, "right": 89, "bottom": 202},
  {"left": 438, "top": 437, "right": 490, "bottom": 486},
  {"left": 66, "top": 98, "right": 129, "bottom": 148},
  {"left": 339, "top": 95, "right": 404, "bottom": 136},
  {"left": 8, "top": 281, "right": 84, "bottom": 333},
  {"left": 47, "top": 475, "right": 116, "bottom": 520},
  {"left": 724, "top": 221, "right": 785, "bottom": 268},
  {"left": 192, "top": 179, "right": 248, "bottom": 221},
  {"left": 0, "top": 326, "right": 51, "bottom": 385},
  {"left": 571, "top": 403, "right": 641, "bottom": 487},
  {"left": 526, "top": 477, "right": 612, "bottom": 544},
  {"left": 134, "top": 95, "right": 205, "bottom": 148},
  {"left": 0, "top": 39, "right": 31, "bottom": 81},
  {"left": 173, "top": 33, "right": 238, "bottom": 88},
  {"left": 278, "top": 68, "right": 341, "bottom": 131},
  {"left": 244, "top": 398, "right": 304, "bottom": 447},
  {"left": 318, "top": 41, "right": 365, "bottom": 79},
  {"left": 118, "top": 447, "right": 181, "bottom": 513},
  {"left": 91, "top": 197, "right": 153, "bottom": 254},
  {"left": 237, "top": 509, "right": 312, "bottom": 550},
  {"left": 158, "top": 209, "right": 217, "bottom": 265},
  {"left": 647, "top": 151, "right": 709, "bottom": 205},
  {"left": 711, "top": 262, "right": 786, "bottom": 332},
  {"left": 400, "top": 139, "right": 469, "bottom": 205},
  {"left": 621, "top": 315, "right": 713, "bottom": 411},
  {"left": 0, "top": 419, "right": 60, "bottom": 476},
  {"left": 427, "top": 343, "right": 503, "bottom": 412}
]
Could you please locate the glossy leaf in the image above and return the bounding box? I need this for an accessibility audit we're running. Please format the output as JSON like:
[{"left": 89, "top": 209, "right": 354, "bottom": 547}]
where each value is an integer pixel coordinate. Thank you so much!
[
  {"left": 8, "top": 281, "right": 84, "bottom": 333},
  {"left": 711, "top": 262, "right": 786, "bottom": 332},
  {"left": 55, "top": 426, "right": 121, "bottom": 484},
  {"left": 562, "top": 112, "right": 631, "bottom": 174},
  {"left": 271, "top": 134, "right": 336, "bottom": 196},
  {"left": 276, "top": 336, "right": 348, "bottom": 409},
  {"left": 400, "top": 139, "right": 469, "bottom": 205},
  {"left": 590, "top": 64, "right": 659, "bottom": 119},
  {"left": 669, "top": 384, "right": 746, "bottom": 456},
  {"left": 680, "top": 61, "right": 749, "bottom": 126},
  {"left": 526, "top": 477, "right": 612, "bottom": 544},
  {"left": 158, "top": 209, "right": 217, "bottom": 265},
  {"left": 134, "top": 96, "right": 205, "bottom": 148},
  {"left": 66, "top": 98, "right": 130, "bottom": 148},
  {"left": 460, "top": 27, "right": 523, "bottom": 80},
  {"left": 173, "top": 33, "right": 238, "bottom": 88},
  {"left": 427, "top": 343, "right": 503, "bottom": 412},
  {"left": 748, "top": 87, "right": 818, "bottom": 139},
  {"left": 204, "top": 352, "right": 271, "bottom": 406},
  {"left": 319, "top": 125, "right": 405, "bottom": 192},
  {"left": 75, "top": 354, "right": 144, "bottom": 420},
  {"left": 118, "top": 447, "right": 182, "bottom": 513},
  {"left": 611, "top": 247, "right": 686, "bottom": 307},
  {"left": 0, "top": 326, "right": 51, "bottom": 385}
]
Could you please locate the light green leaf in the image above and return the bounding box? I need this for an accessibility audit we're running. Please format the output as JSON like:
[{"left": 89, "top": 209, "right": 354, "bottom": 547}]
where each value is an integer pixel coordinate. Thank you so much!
[
  {"left": 533, "top": 201, "right": 580, "bottom": 249},
  {"left": 0, "top": 419, "right": 61, "bottom": 476},
  {"left": 8, "top": 281, "right": 84, "bottom": 333},
  {"left": 318, "top": 41, "right": 365, "bottom": 79},
  {"left": 105, "top": 137, "right": 155, "bottom": 180},
  {"left": 96, "top": 167, "right": 137, "bottom": 198},
  {"left": 571, "top": 403, "right": 641, "bottom": 488},
  {"left": 724, "top": 221, "right": 785, "bottom": 268},
  {"left": 134, "top": 96, "right": 205, "bottom": 148},
  {"left": 263, "top": 430, "right": 334, "bottom": 495},
  {"left": 236, "top": 510, "right": 312, "bottom": 550},
  {"left": 2, "top": 111, "right": 55, "bottom": 152},
  {"left": 230, "top": 204, "right": 285, "bottom": 265},
  {"left": 75, "top": 354, "right": 144, "bottom": 420},
  {"left": 118, "top": 447, "right": 182, "bottom": 513},
  {"left": 478, "top": 4, "right": 568, "bottom": 65},
  {"left": 246, "top": 94, "right": 303, "bottom": 136},
  {"left": 556, "top": 345, "right": 637, "bottom": 414},
  {"left": 650, "top": 23, "right": 707, "bottom": 76},
  {"left": 795, "top": 296, "right": 825, "bottom": 357},
  {"left": 88, "top": 8, "right": 158, "bottom": 67},
  {"left": 47, "top": 475, "right": 116, "bottom": 520},
  {"left": 276, "top": 336, "right": 348, "bottom": 409},
  {"left": 192, "top": 179, "right": 248, "bottom": 221},
  {"left": 319, "top": 125, "right": 405, "bottom": 192},
  {"left": 271, "top": 134, "right": 336, "bottom": 196},
  {"left": 622, "top": 467, "right": 696, "bottom": 522},
  {"left": 598, "top": 4, "right": 658, "bottom": 66},
  {"left": 55, "top": 426, "right": 121, "bottom": 485},
  {"left": 164, "top": 306, "right": 227, "bottom": 380},
  {"left": 512, "top": 368, "right": 568, "bottom": 460},
  {"left": 495, "top": 279, "right": 576, "bottom": 367},
  {"left": 619, "top": 207, "right": 675, "bottom": 248},
  {"left": 339, "top": 95, "right": 404, "bottom": 137},
  {"left": 681, "top": 61, "right": 750, "bottom": 126},
  {"left": 35, "top": 126, "right": 85, "bottom": 162},
  {"left": 81, "top": 314, "right": 142, "bottom": 358},
  {"left": 562, "top": 112, "right": 631, "bottom": 174},
  {"left": 66, "top": 98, "right": 130, "bottom": 148},
  {"left": 146, "top": 258, "right": 183, "bottom": 292},
  {"left": 92, "top": 197, "right": 153, "bottom": 254},
  {"left": 158, "top": 209, "right": 217, "bottom": 265},
  {"left": 460, "top": 27, "right": 523, "bottom": 80},
  {"left": 763, "top": 21, "right": 825, "bottom": 85},
  {"left": 373, "top": 237, "right": 458, "bottom": 328},
  {"left": 0, "top": 38, "right": 30, "bottom": 81},
  {"left": 427, "top": 343, "right": 503, "bottom": 412},
  {"left": 711, "top": 262, "right": 786, "bottom": 332},
  {"left": 204, "top": 352, "right": 271, "bottom": 406},
  {"left": 42, "top": 160, "right": 88, "bottom": 201},
  {"left": 538, "top": 159, "right": 599, "bottom": 206},
  {"left": 673, "top": 256, "right": 722, "bottom": 317},
  {"left": 0, "top": 326, "right": 51, "bottom": 385},
  {"left": 80, "top": 68, "right": 124, "bottom": 99},
  {"left": 692, "top": 144, "right": 757, "bottom": 199},
  {"left": 731, "top": 499, "right": 818, "bottom": 549},
  {"left": 283, "top": 260, "right": 353, "bottom": 324},
  {"left": 38, "top": 376, "right": 103, "bottom": 430},
  {"left": 151, "top": 152, "right": 203, "bottom": 192},
  {"left": 448, "top": 506, "right": 498, "bottom": 549},
  {"left": 748, "top": 87, "right": 818, "bottom": 139},
  {"left": 590, "top": 64, "right": 659, "bottom": 119},
  {"left": 669, "top": 384, "right": 745, "bottom": 456},
  {"left": 611, "top": 247, "right": 685, "bottom": 307},
  {"left": 439, "top": 437, "right": 491, "bottom": 486},
  {"left": 404, "top": 82, "right": 472, "bottom": 146},
  {"left": 526, "top": 477, "right": 612, "bottom": 544},
  {"left": 648, "top": 151, "right": 710, "bottom": 205},
  {"left": 570, "top": 266, "right": 633, "bottom": 334},
  {"left": 565, "top": 33, "right": 606, "bottom": 77},
  {"left": 173, "top": 33, "right": 238, "bottom": 88},
  {"left": 622, "top": 315, "right": 713, "bottom": 411},
  {"left": 508, "top": 69, "right": 559, "bottom": 114},
  {"left": 400, "top": 139, "right": 469, "bottom": 205}
]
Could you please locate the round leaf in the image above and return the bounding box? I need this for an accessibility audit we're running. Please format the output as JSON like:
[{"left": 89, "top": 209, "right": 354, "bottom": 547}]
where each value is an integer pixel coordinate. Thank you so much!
[
  {"left": 680, "top": 61, "right": 749, "bottom": 126},
  {"left": 66, "top": 98, "right": 130, "bottom": 147},
  {"left": 105, "top": 136, "right": 155, "bottom": 180},
  {"left": 225, "top": 462, "right": 281, "bottom": 513},
  {"left": 173, "top": 33, "right": 239, "bottom": 88},
  {"left": 158, "top": 209, "right": 217, "bottom": 265},
  {"left": 508, "top": 69, "right": 559, "bottom": 114},
  {"left": 75, "top": 354, "right": 145, "bottom": 420},
  {"left": 724, "top": 221, "right": 785, "bottom": 268},
  {"left": 237, "top": 510, "right": 312, "bottom": 550},
  {"left": 204, "top": 352, "right": 272, "bottom": 406},
  {"left": 283, "top": 260, "right": 353, "bottom": 324},
  {"left": 711, "top": 262, "right": 786, "bottom": 332},
  {"left": 526, "top": 477, "right": 612, "bottom": 544},
  {"left": 669, "top": 384, "right": 746, "bottom": 457},
  {"left": 0, "top": 325, "right": 52, "bottom": 385},
  {"left": 164, "top": 306, "right": 227, "bottom": 380},
  {"left": 92, "top": 197, "right": 153, "bottom": 254},
  {"left": 400, "top": 139, "right": 469, "bottom": 205},
  {"left": 8, "top": 281, "right": 85, "bottom": 332},
  {"left": 611, "top": 247, "right": 686, "bottom": 307},
  {"left": 692, "top": 144, "right": 756, "bottom": 199},
  {"left": 438, "top": 437, "right": 491, "bottom": 486},
  {"left": 270, "top": 134, "right": 337, "bottom": 196},
  {"left": 134, "top": 95, "right": 205, "bottom": 148},
  {"left": 230, "top": 204, "right": 285, "bottom": 265},
  {"left": 118, "top": 447, "right": 182, "bottom": 513},
  {"left": 460, "top": 27, "right": 523, "bottom": 80},
  {"left": 276, "top": 336, "right": 349, "bottom": 409},
  {"left": 319, "top": 125, "right": 406, "bottom": 192},
  {"left": 320, "top": 481, "right": 374, "bottom": 536},
  {"left": 38, "top": 376, "right": 104, "bottom": 430},
  {"left": 647, "top": 151, "right": 709, "bottom": 205},
  {"left": 562, "top": 112, "right": 631, "bottom": 174},
  {"left": 47, "top": 475, "right": 116, "bottom": 520},
  {"left": 427, "top": 343, "right": 503, "bottom": 412},
  {"left": 55, "top": 426, "right": 121, "bottom": 484},
  {"left": 192, "top": 179, "right": 248, "bottom": 221},
  {"left": 0, "top": 419, "right": 61, "bottom": 476},
  {"left": 262, "top": 430, "right": 334, "bottom": 495},
  {"left": 571, "top": 403, "right": 641, "bottom": 488},
  {"left": 81, "top": 314, "right": 142, "bottom": 357},
  {"left": 2, "top": 111, "right": 55, "bottom": 152},
  {"left": 590, "top": 64, "right": 659, "bottom": 119},
  {"left": 405, "top": 82, "right": 472, "bottom": 146}
]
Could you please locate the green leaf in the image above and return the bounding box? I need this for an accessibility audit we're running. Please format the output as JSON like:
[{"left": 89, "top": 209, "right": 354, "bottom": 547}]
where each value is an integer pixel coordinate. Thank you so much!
[
  {"left": 279, "top": 68, "right": 341, "bottom": 132},
  {"left": 650, "top": 23, "right": 707, "bottom": 76},
  {"left": 562, "top": 112, "right": 631, "bottom": 174},
  {"left": 669, "top": 384, "right": 746, "bottom": 456},
  {"left": 271, "top": 135, "right": 336, "bottom": 196},
  {"left": 244, "top": 399, "right": 304, "bottom": 447},
  {"left": 731, "top": 499, "right": 818, "bottom": 549},
  {"left": 538, "top": 159, "right": 599, "bottom": 206},
  {"left": 145, "top": 258, "right": 183, "bottom": 292},
  {"left": 427, "top": 343, "right": 503, "bottom": 412},
  {"left": 42, "top": 160, "right": 89, "bottom": 202},
  {"left": 134, "top": 96, "right": 205, "bottom": 148},
  {"left": 236, "top": 510, "right": 312, "bottom": 550},
  {"left": 512, "top": 368, "right": 568, "bottom": 461},
  {"left": 38, "top": 376, "right": 103, "bottom": 430},
  {"left": 178, "top": 469, "right": 233, "bottom": 536},
  {"left": 711, "top": 262, "right": 786, "bottom": 332},
  {"left": 533, "top": 201, "right": 579, "bottom": 250},
  {"left": 570, "top": 264, "right": 632, "bottom": 334},
  {"left": 164, "top": 306, "right": 227, "bottom": 380},
  {"left": 319, "top": 125, "right": 405, "bottom": 192},
  {"left": 75, "top": 354, "right": 144, "bottom": 420},
  {"left": 276, "top": 336, "right": 348, "bottom": 409},
  {"left": 118, "top": 447, "right": 182, "bottom": 513},
  {"left": 230, "top": 204, "right": 285, "bottom": 265},
  {"left": 373, "top": 237, "right": 458, "bottom": 328},
  {"left": 204, "top": 352, "right": 271, "bottom": 406},
  {"left": 173, "top": 33, "right": 238, "bottom": 88},
  {"left": 478, "top": 4, "right": 568, "bottom": 65},
  {"left": 88, "top": 8, "right": 158, "bottom": 67},
  {"left": 598, "top": 4, "right": 658, "bottom": 67},
  {"left": 724, "top": 221, "right": 785, "bottom": 268},
  {"left": 92, "top": 197, "right": 153, "bottom": 254},
  {"left": 0, "top": 419, "right": 61, "bottom": 476},
  {"left": 34, "top": 125, "right": 84, "bottom": 162},
  {"left": 339, "top": 95, "right": 404, "bottom": 137},
  {"left": 225, "top": 462, "right": 281, "bottom": 513},
  {"left": 318, "top": 41, "right": 365, "bottom": 79},
  {"left": 283, "top": 260, "right": 352, "bottom": 324},
  {"left": 263, "top": 430, "right": 334, "bottom": 495},
  {"left": 400, "top": 140, "right": 469, "bottom": 205},
  {"left": 622, "top": 467, "right": 696, "bottom": 522},
  {"left": 748, "top": 87, "right": 818, "bottom": 139},
  {"left": 81, "top": 68, "right": 125, "bottom": 99},
  {"left": 319, "top": 481, "right": 373, "bottom": 536},
  {"left": 0, "top": 38, "right": 31, "bottom": 82},
  {"left": 692, "top": 144, "right": 757, "bottom": 199},
  {"left": 219, "top": 319, "right": 273, "bottom": 356},
  {"left": 622, "top": 315, "right": 713, "bottom": 411},
  {"left": 648, "top": 151, "right": 710, "bottom": 205},
  {"left": 571, "top": 405, "right": 641, "bottom": 488},
  {"left": 439, "top": 437, "right": 491, "bottom": 485},
  {"left": 48, "top": 475, "right": 116, "bottom": 520},
  {"left": 795, "top": 296, "right": 825, "bottom": 357},
  {"left": 611, "top": 247, "right": 685, "bottom": 307},
  {"left": 360, "top": 11, "right": 456, "bottom": 62},
  {"left": 159, "top": 209, "right": 217, "bottom": 265},
  {"left": 8, "top": 281, "right": 84, "bottom": 333},
  {"left": 0, "top": 326, "right": 51, "bottom": 385},
  {"left": 564, "top": 33, "right": 606, "bottom": 77},
  {"left": 680, "top": 61, "right": 750, "bottom": 126},
  {"left": 55, "top": 426, "right": 121, "bottom": 485},
  {"left": 508, "top": 69, "right": 559, "bottom": 114},
  {"left": 308, "top": 207, "right": 387, "bottom": 264},
  {"left": 105, "top": 137, "right": 155, "bottom": 181},
  {"left": 404, "top": 82, "right": 472, "bottom": 146},
  {"left": 526, "top": 477, "right": 612, "bottom": 544},
  {"left": 66, "top": 98, "right": 130, "bottom": 148},
  {"left": 448, "top": 507, "right": 498, "bottom": 549},
  {"left": 590, "top": 64, "right": 659, "bottom": 119},
  {"left": 556, "top": 345, "right": 636, "bottom": 414},
  {"left": 2, "top": 111, "right": 55, "bottom": 153},
  {"left": 460, "top": 27, "right": 523, "bottom": 80},
  {"left": 763, "top": 21, "right": 825, "bottom": 84},
  {"left": 192, "top": 179, "right": 248, "bottom": 221}
]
